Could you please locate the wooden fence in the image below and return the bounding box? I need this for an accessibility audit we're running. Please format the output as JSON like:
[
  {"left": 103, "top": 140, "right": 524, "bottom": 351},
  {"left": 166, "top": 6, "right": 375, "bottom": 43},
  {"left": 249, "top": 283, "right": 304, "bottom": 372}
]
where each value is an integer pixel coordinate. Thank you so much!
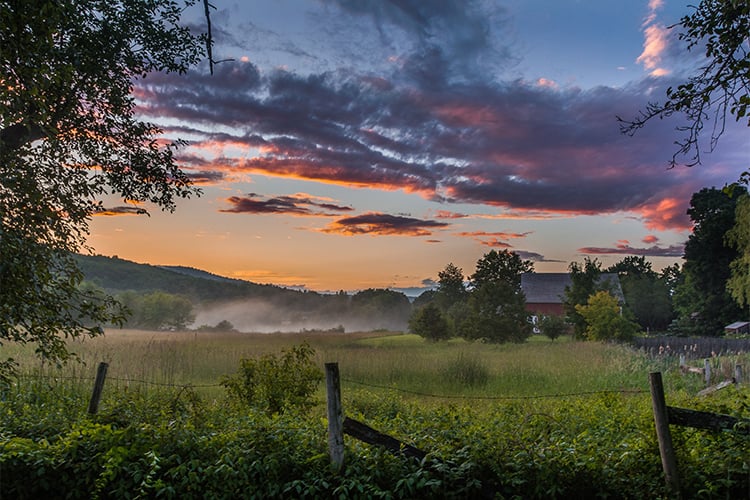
[
  {"left": 649, "top": 371, "right": 750, "bottom": 499},
  {"left": 83, "top": 360, "right": 748, "bottom": 499}
]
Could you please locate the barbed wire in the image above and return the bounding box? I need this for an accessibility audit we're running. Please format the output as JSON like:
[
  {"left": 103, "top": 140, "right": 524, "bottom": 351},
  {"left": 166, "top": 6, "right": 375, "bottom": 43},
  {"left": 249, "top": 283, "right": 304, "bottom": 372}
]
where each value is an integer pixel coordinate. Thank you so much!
[
  {"left": 14, "top": 373, "right": 646, "bottom": 401},
  {"left": 15, "top": 373, "right": 222, "bottom": 389},
  {"left": 341, "top": 377, "right": 647, "bottom": 400}
]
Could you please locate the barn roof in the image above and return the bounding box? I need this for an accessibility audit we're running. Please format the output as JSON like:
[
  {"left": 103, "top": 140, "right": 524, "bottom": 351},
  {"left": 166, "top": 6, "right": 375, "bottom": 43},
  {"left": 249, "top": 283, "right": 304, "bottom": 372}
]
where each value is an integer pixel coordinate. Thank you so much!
[{"left": 521, "top": 273, "right": 623, "bottom": 304}]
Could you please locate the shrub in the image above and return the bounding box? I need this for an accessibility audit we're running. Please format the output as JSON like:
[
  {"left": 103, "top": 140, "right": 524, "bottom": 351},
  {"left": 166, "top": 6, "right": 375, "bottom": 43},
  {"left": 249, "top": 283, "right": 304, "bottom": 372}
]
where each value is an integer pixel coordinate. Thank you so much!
[
  {"left": 221, "top": 342, "right": 323, "bottom": 414},
  {"left": 409, "top": 303, "right": 451, "bottom": 341},
  {"left": 441, "top": 353, "right": 490, "bottom": 388},
  {"left": 538, "top": 314, "right": 569, "bottom": 341}
]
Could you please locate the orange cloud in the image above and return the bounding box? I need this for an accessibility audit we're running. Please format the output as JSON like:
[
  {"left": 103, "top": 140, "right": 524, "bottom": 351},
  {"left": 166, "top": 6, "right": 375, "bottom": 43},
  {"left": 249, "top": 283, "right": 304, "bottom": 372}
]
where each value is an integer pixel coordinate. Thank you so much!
[
  {"left": 321, "top": 212, "right": 449, "bottom": 236},
  {"left": 636, "top": 197, "right": 689, "bottom": 231}
]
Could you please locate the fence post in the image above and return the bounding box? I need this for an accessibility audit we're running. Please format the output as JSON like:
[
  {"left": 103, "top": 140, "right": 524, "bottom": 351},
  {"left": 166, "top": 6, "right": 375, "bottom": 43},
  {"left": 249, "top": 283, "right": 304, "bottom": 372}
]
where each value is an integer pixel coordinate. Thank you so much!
[
  {"left": 704, "top": 359, "right": 711, "bottom": 386},
  {"left": 326, "top": 362, "right": 344, "bottom": 471},
  {"left": 735, "top": 364, "right": 742, "bottom": 385},
  {"left": 649, "top": 372, "right": 681, "bottom": 498},
  {"left": 88, "top": 362, "right": 109, "bottom": 415}
]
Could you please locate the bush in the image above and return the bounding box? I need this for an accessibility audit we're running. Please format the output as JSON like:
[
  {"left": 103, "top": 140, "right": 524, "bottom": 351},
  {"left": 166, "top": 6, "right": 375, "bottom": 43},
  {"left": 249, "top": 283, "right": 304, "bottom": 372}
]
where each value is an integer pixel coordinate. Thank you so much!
[
  {"left": 538, "top": 314, "right": 569, "bottom": 341},
  {"left": 441, "top": 353, "right": 490, "bottom": 388},
  {"left": 221, "top": 342, "right": 323, "bottom": 414}
]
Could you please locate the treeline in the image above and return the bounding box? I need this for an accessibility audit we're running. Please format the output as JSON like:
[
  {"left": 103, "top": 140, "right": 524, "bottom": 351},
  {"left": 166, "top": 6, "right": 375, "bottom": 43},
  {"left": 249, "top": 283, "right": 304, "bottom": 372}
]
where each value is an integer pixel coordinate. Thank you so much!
[
  {"left": 79, "top": 184, "right": 750, "bottom": 337},
  {"left": 410, "top": 185, "right": 750, "bottom": 341},
  {"left": 76, "top": 255, "right": 414, "bottom": 331}
]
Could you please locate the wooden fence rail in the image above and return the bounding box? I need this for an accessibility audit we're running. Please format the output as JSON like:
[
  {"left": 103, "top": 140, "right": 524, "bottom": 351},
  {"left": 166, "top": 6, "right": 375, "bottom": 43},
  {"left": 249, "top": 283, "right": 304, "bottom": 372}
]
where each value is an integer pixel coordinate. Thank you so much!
[{"left": 649, "top": 371, "right": 750, "bottom": 499}]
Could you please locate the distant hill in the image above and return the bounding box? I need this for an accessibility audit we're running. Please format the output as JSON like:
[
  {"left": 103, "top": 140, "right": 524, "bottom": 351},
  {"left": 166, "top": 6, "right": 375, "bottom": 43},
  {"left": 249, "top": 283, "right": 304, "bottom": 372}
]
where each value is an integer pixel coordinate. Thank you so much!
[
  {"left": 74, "top": 254, "right": 412, "bottom": 332},
  {"left": 75, "top": 254, "right": 292, "bottom": 303},
  {"left": 158, "top": 265, "right": 246, "bottom": 285}
]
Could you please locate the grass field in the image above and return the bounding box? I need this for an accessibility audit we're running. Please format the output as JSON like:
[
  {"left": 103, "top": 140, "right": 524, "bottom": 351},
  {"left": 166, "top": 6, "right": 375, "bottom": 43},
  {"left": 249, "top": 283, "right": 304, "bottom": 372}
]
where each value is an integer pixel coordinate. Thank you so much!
[
  {"left": 7, "top": 328, "right": 711, "bottom": 402},
  {"left": 4, "top": 329, "right": 750, "bottom": 498}
]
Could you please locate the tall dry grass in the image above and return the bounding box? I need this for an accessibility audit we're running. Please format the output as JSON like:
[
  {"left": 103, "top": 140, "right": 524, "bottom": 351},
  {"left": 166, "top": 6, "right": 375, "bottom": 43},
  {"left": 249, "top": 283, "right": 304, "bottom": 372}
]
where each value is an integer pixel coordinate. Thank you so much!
[{"left": 6, "top": 328, "right": 715, "bottom": 402}]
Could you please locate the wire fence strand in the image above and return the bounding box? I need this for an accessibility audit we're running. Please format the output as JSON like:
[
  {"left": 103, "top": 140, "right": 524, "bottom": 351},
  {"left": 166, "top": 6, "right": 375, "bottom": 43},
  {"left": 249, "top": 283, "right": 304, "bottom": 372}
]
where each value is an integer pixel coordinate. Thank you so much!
[{"left": 15, "top": 372, "right": 647, "bottom": 401}]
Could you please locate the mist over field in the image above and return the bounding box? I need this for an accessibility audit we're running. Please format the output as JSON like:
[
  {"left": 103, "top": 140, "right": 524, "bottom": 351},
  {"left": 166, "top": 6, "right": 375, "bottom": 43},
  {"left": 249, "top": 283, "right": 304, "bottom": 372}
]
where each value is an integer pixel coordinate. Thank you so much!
[{"left": 192, "top": 298, "right": 409, "bottom": 333}]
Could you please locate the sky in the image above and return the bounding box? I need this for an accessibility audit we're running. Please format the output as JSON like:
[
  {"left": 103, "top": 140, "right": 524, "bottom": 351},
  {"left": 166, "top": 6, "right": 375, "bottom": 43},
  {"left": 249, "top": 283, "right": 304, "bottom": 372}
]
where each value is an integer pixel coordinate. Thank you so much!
[{"left": 88, "top": 0, "right": 749, "bottom": 294}]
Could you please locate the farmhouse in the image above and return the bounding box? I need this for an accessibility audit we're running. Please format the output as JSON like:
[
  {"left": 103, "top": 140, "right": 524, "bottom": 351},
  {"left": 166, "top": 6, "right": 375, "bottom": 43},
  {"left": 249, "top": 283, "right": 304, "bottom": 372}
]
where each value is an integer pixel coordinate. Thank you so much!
[{"left": 520, "top": 272, "right": 624, "bottom": 317}]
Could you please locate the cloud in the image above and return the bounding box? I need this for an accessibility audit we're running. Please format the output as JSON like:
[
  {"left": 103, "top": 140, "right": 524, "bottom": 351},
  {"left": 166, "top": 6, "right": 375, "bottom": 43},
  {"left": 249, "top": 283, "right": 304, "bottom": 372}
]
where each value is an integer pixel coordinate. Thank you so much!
[
  {"left": 321, "top": 212, "right": 449, "bottom": 236},
  {"left": 94, "top": 205, "right": 148, "bottom": 216},
  {"left": 318, "top": 0, "right": 513, "bottom": 82},
  {"left": 134, "top": 30, "right": 744, "bottom": 234},
  {"left": 433, "top": 209, "right": 468, "bottom": 219},
  {"left": 456, "top": 230, "right": 531, "bottom": 247},
  {"left": 637, "top": 0, "right": 671, "bottom": 77},
  {"left": 578, "top": 241, "right": 685, "bottom": 258},
  {"left": 220, "top": 193, "right": 353, "bottom": 216},
  {"left": 515, "top": 250, "right": 564, "bottom": 263}
]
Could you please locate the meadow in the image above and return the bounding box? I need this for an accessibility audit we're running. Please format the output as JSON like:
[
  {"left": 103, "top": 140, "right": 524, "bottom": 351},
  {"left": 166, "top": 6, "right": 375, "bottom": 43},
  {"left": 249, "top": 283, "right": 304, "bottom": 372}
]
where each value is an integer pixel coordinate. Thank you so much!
[{"left": 2, "top": 330, "right": 749, "bottom": 498}]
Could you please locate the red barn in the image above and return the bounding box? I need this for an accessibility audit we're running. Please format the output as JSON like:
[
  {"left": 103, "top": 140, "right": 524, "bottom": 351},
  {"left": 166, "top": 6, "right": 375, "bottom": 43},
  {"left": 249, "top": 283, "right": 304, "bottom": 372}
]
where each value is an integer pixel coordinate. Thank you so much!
[{"left": 521, "top": 272, "right": 623, "bottom": 317}]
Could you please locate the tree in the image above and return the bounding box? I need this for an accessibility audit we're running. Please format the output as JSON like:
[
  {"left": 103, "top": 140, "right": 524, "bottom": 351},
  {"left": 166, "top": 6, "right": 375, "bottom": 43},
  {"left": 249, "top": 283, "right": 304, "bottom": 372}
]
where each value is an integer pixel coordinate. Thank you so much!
[
  {"left": 469, "top": 249, "right": 533, "bottom": 290},
  {"left": 117, "top": 290, "right": 195, "bottom": 330},
  {"left": 620, "top": 1, "right": 750, "bottom": 170},
  {"left": 435, "top": 263, "right": 467, "bottom": 311},
  {"left": 607, "top": 256, "right": 674, "bottom": 333},
  {"left": 0, "top": 0, "right": 206, "bottom": 378},
  {"left": 563, "top": 258, "right": 604, "bottom": 338},
  {"left": 575, "top": 291, "right": 639, "bottom": 342},
  {"left": 455, "top": 250, "right": 532, "bottom": 343},
  {"left": 434, "top": 262, "right": 468, "bottom": 336},
  {"left": 349, "top": 288, "right": 412, "bottom": 330},
  {"left": 408, "top": 303, "right": 450, "bottom": 342},
  {"left": 458, "top": 281, "right": 530, "bottom": 343},
  {"left": 674, "top": 187, "right": 747, "bottom": 335},
  {"left": 727, "top": 193, "right": 750, "bottom": 308}
]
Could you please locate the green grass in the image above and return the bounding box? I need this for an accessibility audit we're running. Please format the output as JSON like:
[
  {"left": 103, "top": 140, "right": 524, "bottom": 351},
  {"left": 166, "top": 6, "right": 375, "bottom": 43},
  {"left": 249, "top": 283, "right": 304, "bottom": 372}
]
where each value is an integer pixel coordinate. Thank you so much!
[
  {"left": 6, "top": 329, "right": 695, "bottom": 402},
  {"left": 4, "top": 329, "right": 750, "bottom": 498}
]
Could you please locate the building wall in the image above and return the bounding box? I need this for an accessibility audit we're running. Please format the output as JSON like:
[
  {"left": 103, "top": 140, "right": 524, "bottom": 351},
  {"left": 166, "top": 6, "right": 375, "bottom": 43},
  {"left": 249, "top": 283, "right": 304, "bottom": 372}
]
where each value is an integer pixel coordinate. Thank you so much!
[{"left": 525, "top": 303, "right": 565, "bottom": 316}]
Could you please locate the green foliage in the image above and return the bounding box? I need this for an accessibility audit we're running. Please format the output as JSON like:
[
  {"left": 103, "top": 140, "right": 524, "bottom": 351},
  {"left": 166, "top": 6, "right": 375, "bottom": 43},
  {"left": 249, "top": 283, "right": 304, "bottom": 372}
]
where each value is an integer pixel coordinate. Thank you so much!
[
  {"left": 435, "top": 262, "right": 467, "bottom": 312},
  {"left": 3, "top": 335, "right": 750, "bottom": 498},
  {"left": 117, "top": 290, "right": 195, "bottom": 330},
  {"left": 575, "top": 291, "right": 639, "bottom": 342},
  {"left": 458, "top": 281, "right": 530, "bottom": 343},
  {"left": 727, "top": 193, "right": 750, "bottom": 308},
  {"left": 349, "top": 288, "right": 413, "bottom": 330},
  {"left": 221, "top": 343, "right": 323, "bottom": 415},
  {"left": 0, "top": 0, "right": 205, "bottom": 379},
  {"left": 537, "top": 314, "right": 569, "bottom": 341},
  {"left": 469, "top": 249, "right": 533, "bottom": 290},
  {"left": 608, "top": 256, "right": 676, "bottom": 332},
  {"left": 675, "top": 187, "right": 747, "bottom": 335},
  {"left": 409, "top": 303, "right": 450, "bottom": 341},
  {"left": 563, "top": 257, "right": 603, "bottom": 337},
  {"left": 440, "top": 352, "right": 489, "bottom": 388}
]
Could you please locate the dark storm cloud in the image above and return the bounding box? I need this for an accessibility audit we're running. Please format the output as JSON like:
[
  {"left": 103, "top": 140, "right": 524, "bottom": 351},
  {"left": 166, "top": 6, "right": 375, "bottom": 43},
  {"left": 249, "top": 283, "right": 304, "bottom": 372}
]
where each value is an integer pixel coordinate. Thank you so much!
[
  {"left": 514, "top": 251, "right": 564, "bottom": 263},
  {"left": 135, "top": 48, "right": 744, "bottom": 233},
  {"left": 579, "top": 241, "right": 685, "bottom": 258},
  {"left": 94, "top": 206, "right": 148, "bottom": 216},
  {"left": 220, "top": 193, "right": 353, "bottom": 216},
  {"left": 322, "top": 212, "right": 449, "bottom": 236},
  {"left": 319, "top": 0, "right": 513, "bottom": 82}
]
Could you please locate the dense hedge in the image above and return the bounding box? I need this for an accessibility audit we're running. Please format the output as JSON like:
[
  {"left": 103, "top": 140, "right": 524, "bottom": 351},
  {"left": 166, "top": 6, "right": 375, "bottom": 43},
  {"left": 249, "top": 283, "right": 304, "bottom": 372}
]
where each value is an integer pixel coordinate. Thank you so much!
[{"left": 1, "top": 383, "right": 749, "bottom": 498}]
